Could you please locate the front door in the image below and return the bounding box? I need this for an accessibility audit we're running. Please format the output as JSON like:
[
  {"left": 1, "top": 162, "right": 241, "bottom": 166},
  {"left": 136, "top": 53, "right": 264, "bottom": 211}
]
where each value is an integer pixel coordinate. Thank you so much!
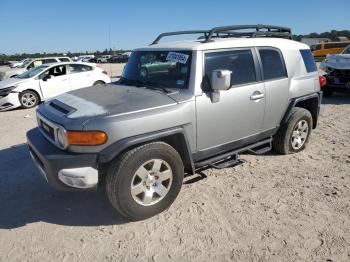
[
  {"left": 39, "top": 65, "right": 69, "bottom": 99},
  {"left": 196, "top": 49, "right": 266, "bottom": 154}
]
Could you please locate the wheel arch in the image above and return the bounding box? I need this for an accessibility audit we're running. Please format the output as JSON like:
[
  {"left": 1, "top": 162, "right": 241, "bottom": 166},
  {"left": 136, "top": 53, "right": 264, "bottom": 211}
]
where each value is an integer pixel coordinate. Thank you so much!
[
  {"left": 98, "top": 127, "right": 195, "bottom": 175},
  {"left": 281, "top": 93, "right": 321, "bottom": 129},
  {"left": 19, "top": 89, "right": 42, "bottom": 103}
]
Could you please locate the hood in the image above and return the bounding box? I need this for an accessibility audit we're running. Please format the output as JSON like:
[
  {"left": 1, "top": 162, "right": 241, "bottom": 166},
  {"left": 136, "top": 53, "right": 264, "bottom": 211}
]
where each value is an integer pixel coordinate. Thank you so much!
[
  {"left": 322, "top": 54, "right": 350, "bottom": 70},
  {"left": 51, "top": 84, "right": 178, "bottom": 118},
  {"left": 0, "top": 77, "right": 26, "bottom": 89}
]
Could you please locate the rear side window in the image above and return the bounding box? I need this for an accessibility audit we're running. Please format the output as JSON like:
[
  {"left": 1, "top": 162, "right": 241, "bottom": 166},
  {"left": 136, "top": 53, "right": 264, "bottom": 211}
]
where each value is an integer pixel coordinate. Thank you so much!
[
  {"left": 300, "top": 49, "right": 317, "bottom": 72},
  {"left": 43, "top": 59, "right": 57, "bottom": 64},
  {"left": 204, "top": 49, "right": 256, "bottom": 88},
  {"left": 324, "top": 42, "right": 350, "bottom": 49},
  {"left": 59, "top": 58, "right": 70, "bottom": 62},
  {"left": 68, "top": 64, "right": 93, "bottom": 74},
  {"left": 259, "top": 48, "right": 287, "bottom": 80}
]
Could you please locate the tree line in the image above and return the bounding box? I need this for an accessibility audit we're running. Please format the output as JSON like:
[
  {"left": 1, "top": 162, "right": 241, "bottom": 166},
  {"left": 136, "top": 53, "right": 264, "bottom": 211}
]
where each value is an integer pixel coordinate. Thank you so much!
[
  {"left": 0, "top": 48, "right": 130, "bottom": 62},
  {"left": 293, "top": 30, "right": 350, "bottom": 41},
  {"left": 1, "top": 30, "right": 350, "bottom": 62}
]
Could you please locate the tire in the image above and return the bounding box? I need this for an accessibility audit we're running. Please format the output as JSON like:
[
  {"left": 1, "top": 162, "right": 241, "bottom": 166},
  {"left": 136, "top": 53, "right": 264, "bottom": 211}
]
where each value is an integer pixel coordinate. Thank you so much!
[
  {"left": 93, "top": 80, "right": 105, "bottom": 85},
  {"left": 323, "top": 87, "right": 333, "bottom": 97},
  {"left": 19, "top": 90, "right": 39, "bottom": 109},
  {"left": 106, "top": 142, "right": 184, "bottom": 221},
  {"left": 272, "top": 107, "right": 313, "bottom": 155}
]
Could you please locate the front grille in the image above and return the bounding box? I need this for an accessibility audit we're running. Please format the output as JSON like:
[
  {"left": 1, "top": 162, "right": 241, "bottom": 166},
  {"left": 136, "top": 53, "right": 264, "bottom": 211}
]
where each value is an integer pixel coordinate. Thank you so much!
[{"left": 39, "top": 119, "right": 55, "bottom": 141}]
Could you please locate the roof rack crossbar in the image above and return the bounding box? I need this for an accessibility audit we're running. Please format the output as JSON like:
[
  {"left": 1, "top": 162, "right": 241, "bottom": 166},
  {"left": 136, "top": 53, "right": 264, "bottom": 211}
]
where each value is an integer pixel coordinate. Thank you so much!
[
  {"left": 150, "top": 24, "right": 292, "bottom": 45},
  {"left": 205, "top": 24, "right": 291, "bottom": 42},
  {"left": 151, "top": 30, "right": 209, "bottom": 45}
]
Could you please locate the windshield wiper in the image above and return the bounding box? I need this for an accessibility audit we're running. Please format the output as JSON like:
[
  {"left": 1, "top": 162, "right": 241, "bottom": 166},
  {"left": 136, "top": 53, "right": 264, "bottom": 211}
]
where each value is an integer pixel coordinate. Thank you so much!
[{"left": 119, "top": 77, "right": 170, "bottom": 93}]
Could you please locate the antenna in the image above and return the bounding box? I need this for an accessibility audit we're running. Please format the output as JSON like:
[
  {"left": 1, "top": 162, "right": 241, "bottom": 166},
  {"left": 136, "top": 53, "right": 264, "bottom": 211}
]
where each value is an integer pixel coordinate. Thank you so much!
[{"left": 108, "top": 24, "right": 112, "bottom": 78}]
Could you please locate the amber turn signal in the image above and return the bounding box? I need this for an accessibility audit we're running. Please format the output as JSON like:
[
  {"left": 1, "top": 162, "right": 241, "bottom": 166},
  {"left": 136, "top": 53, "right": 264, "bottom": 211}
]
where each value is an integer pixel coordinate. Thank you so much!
[{"left": 66, "top": 131, "right": 107, "bottom": 146}]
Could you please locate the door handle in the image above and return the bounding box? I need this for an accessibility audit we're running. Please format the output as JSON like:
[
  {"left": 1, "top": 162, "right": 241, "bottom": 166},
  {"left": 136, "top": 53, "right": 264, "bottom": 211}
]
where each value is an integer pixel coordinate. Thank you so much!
[
  {"left": 250, "top": 92, "right": 264, "bottom": 100},
  {"left": 62, "top": 79, "right": 68, "bottom": 81}
]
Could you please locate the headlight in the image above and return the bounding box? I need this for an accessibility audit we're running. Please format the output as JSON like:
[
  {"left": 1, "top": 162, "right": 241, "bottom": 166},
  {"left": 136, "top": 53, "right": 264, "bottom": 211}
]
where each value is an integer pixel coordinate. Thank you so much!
[
  {"left": 0, "top": 86, "right": 17, "bottom": 96},
  {"left": 57, "top": 127, "right": 68, "bottom": 149}
]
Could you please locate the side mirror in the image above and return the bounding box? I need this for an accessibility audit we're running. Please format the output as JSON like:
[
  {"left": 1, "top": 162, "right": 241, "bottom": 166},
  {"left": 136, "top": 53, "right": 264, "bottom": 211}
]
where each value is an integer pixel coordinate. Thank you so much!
[
  {"left": 42, "top": 75, "right": 51, "bottom": 81},
  {"left": 211, "top": 70, "right": 232, "bottom": 91}
]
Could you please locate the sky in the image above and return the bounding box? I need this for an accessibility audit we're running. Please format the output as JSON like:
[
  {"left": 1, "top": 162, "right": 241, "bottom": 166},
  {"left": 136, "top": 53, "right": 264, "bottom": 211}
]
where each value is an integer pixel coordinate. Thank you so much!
[{"left": 2, "top": 0, "right": 350, "bottom": 54}]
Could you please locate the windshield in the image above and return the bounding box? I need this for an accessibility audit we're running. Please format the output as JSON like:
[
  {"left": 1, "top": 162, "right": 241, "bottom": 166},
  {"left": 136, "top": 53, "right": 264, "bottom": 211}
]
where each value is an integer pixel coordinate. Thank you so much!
[
  {"left": 342, "top": 45, "right": 350, "bottom": 54},
  {"left": 20, "top": 60, "right": 32, "bottom": 68},
  {"left": 16, "top": 65, "right": 49, "bottom": 79},
  {"left": 120, "top": 50, "right": 192, "bottom": 89}
]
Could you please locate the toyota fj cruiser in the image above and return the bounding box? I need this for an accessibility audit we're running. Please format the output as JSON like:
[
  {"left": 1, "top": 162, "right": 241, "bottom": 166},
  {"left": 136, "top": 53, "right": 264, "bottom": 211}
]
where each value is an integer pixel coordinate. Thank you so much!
[{"left": 27, "top": 25, "right": 323, "bottom": 221}]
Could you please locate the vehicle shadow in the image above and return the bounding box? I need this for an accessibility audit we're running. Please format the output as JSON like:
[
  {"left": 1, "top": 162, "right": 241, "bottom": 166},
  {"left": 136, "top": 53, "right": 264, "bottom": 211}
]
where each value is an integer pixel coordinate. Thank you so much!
[
  {"left": 322, "top": 93, "right": 350, "bottom": 105},
  {"left": 0, "top": 144, "right": 126, "bottom": 229}
]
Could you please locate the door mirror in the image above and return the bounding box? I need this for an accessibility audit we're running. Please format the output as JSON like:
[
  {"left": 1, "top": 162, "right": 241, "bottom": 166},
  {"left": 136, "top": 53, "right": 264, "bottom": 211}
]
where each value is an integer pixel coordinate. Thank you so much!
[
  {"left": 42, "top": 74, "right": 51, "bottom": 81},
  {"left": 211, "top": 70, "right": 232, "bottom": 91}
]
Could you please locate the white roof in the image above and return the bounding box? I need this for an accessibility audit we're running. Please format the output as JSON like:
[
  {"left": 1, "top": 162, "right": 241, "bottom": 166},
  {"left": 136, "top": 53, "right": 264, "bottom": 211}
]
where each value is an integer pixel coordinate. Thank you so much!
[{"left": 136, "top": 37, "right": 309, "bottom": 51}]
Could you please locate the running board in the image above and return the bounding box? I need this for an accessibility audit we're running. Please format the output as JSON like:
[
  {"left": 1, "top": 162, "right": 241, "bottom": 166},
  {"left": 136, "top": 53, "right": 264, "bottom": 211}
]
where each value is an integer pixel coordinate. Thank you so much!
[{"left": 195, "top": 138, "right": 272, "bottom": 170}]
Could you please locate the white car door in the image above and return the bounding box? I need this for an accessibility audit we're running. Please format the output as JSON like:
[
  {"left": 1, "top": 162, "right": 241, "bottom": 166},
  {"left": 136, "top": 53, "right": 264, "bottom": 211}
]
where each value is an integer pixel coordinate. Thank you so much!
[
  {"left": 39, "top": 65, "right": 70, "bottom": 99},
  {"left": 68, "top": 64, "right": 94, "bottom": 90}
]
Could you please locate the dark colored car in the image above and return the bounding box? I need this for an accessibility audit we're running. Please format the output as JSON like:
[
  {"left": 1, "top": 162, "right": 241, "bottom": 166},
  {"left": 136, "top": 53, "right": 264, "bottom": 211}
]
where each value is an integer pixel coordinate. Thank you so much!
[{"left": 109, "top": 54, "right": 129, "bottom": 63}]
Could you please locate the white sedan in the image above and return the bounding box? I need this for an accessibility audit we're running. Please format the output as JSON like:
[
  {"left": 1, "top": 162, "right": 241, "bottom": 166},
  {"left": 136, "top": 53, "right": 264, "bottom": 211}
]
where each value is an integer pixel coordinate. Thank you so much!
[{"left": 0, "top": 62, "right": 111, "bottom": 111}]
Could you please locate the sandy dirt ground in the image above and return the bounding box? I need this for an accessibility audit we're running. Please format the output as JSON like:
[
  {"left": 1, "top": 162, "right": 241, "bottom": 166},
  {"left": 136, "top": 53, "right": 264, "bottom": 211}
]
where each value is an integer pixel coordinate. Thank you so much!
[{"left": 0, "top": 64, "right": 350, "bottom": 261}]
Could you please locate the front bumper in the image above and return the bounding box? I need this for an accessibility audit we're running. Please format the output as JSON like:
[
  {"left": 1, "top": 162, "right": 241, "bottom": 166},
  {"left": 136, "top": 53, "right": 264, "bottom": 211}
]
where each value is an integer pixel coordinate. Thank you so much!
[
  {"left": 0, "top": 92, "right": 21, "bottom": 111},
  {"left": 27, "top": 127, "right": 99, "bottom": 191}
]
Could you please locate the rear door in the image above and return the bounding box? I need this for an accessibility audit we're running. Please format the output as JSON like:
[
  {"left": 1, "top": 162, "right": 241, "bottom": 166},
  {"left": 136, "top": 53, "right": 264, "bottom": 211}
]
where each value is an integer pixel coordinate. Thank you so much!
[
  {"left": 257, "top": 47, "right": 289, "bottom": 132},
  {"left": 67, "top": 64, "right": 94, "bottom": 90},
  {"left": 196, "top": 48, "right": 266, "bottom": 153}
]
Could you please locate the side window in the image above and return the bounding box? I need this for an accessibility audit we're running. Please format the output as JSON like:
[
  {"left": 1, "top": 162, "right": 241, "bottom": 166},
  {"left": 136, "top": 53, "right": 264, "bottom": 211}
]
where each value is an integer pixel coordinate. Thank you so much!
[
  {"left": 68, "top": 64, "right": 93, "bottom": 74},
  {"left": 204, "top": 49, "right": 257, "bottom": 89},
  {"left": 59, "top": 58, "right": 70, "bottom": 62},
  {"left": 324, "top": 42, "right": 350, "bottom": 49},
  {"left": 300, "top": 49, "right": 317, "bottom": 73},
  {"left": 41, "top": 65, "right": 67, "bottom": 78},
  {"left": 43, "top": 59, "right": 57, "bottom": 64},
  {"left": 259, "top": 48, "right": 287, "bottom": 80}
]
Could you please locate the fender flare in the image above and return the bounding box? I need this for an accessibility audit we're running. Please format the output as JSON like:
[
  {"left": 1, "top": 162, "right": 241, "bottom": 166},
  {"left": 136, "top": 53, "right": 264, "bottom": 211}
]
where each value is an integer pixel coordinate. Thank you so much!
[{"left": 98, "top": 127, "right": 195, "bottom": 174}]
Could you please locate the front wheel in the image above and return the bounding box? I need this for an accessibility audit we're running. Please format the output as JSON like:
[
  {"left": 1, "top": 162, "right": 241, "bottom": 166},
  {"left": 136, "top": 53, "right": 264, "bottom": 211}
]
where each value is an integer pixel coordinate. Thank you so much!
[
  {"left": 106, "top": 142, "right": 184, "bottom": 221},
  {"left": 19, "top": 90, "right": 39, "bottom": 109},
  {"left": 272, "top": 107, "right": 312, "bottom": 154}
]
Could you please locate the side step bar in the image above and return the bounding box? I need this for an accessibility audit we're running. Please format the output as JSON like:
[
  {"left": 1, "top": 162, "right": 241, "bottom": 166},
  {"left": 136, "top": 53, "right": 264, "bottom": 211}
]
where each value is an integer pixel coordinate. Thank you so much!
[{"left": 195, "top": 138, "right": 272, "bottom": 170}]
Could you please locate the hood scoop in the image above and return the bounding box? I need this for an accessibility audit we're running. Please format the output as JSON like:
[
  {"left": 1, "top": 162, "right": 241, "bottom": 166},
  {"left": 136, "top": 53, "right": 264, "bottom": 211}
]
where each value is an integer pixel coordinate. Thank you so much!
[{"left": 49, "top": 99, "right": 76, "bottom": 115}]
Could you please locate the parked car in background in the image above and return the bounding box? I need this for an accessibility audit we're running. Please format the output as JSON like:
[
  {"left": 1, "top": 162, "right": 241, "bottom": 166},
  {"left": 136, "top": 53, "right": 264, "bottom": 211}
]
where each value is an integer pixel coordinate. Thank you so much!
[
  {"left": 75, "top": 55, "right": 95, "bottom": 62},
  {"left": 0, "top": 60, "right": 11, "bottom": 66},
  {"left": 10, "top": 58, "right": 32, "bottom": 68},
  {"left": 97, "top": 55, "right": 111, "bottom": 63},
  {"left": 109, "top": 53, "right": 129, "bottom": 63},
  {"left": 0, "top": 57, "right": 72, "bottom": 80},
  {"left": 321, "top": 44, "right": 350, "bottom": 97},
  {"left": 311, "top": 41, "right": 350, "bottom": 60},
  {"left": 0, "top": 62, "right": 111, "bottom": 111}
]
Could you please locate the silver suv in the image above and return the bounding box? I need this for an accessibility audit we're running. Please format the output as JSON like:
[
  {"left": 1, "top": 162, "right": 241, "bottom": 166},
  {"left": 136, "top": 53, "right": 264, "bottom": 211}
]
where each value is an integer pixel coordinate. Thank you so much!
[{"left": 27, "top": 25, "right": 323, "bottom": 221}]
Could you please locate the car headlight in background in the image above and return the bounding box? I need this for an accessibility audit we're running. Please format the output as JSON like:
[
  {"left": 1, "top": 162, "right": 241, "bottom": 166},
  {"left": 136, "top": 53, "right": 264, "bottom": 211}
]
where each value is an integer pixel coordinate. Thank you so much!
[{"left": 0, "top": 86, "right": 17, "bottom": 97}]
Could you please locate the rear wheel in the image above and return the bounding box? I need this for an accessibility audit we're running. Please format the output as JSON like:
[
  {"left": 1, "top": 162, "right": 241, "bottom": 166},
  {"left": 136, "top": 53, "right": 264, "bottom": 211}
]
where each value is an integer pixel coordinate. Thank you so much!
[
  {"left": 272, "top": 107, "right": 312, "bottom": 154},
  {"left": 93, "top": 80, "right": 105, "bottom": 86},
  {"left": 19, "top": 90, "right": 39, "bottom": 109},
  {"left": 106, "top": 142, "right": 184, "bottom": 221}
]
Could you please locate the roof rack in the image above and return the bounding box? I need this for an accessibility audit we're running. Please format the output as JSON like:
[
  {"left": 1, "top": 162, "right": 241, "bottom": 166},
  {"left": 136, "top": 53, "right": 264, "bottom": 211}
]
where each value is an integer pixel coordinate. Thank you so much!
[{"left": 151, "top": 24, "right": 292, "bottom": 45}]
